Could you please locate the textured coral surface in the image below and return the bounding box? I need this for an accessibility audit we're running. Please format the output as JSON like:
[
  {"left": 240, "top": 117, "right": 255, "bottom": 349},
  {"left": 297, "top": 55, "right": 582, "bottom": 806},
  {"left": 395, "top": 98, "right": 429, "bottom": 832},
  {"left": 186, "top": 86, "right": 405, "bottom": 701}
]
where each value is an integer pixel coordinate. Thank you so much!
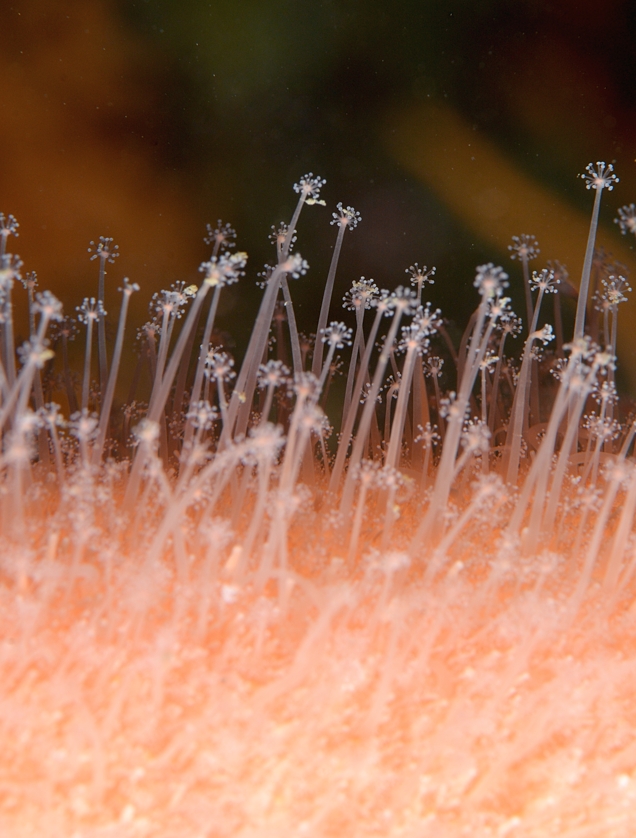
[{"left": 2, "top": 501, "right": 636, "bottom": 838}]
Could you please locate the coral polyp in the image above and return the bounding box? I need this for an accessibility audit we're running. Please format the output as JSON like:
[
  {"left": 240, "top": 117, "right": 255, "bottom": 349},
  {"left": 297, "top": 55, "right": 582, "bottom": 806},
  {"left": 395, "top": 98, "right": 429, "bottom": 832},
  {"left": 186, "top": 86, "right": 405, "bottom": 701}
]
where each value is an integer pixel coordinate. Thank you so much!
[{"left": 1, "top": 167, "right": 636, "bottom": 836}]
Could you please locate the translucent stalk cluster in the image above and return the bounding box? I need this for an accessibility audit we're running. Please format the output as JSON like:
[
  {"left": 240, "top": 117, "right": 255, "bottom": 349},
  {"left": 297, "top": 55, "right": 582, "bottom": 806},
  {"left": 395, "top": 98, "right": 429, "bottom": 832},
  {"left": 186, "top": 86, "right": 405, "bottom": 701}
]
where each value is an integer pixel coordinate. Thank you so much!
[{"left": 1, "top": 163, "right": 636, "bottom": 836}]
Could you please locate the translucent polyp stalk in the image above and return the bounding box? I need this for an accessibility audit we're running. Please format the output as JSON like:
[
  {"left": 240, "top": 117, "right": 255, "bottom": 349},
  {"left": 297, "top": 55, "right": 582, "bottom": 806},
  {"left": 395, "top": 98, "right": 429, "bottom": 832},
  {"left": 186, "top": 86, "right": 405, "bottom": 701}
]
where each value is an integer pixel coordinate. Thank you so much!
[
  {"left": 46, "top": 419, "right": 65, "bottom": 484},
  {"left": 503, "top": 285, "right": 548, "bottom": 485},
  {"left": 125, "top": 284, "right": 211, "bottom": 504},
  {"left": 182, "top": 284, "right": 222, "bottom": 452},
  {"left": 572, "top": 462, "right": 627, "bottom": 610},
  {"left": 342, "top": 306, "right": 364, "bottom": 424},
  {"left": 520, "top": 352, "right": 604, "bottom": 554},
  {"left": 312, "top": 222, "right": 347, "bottom": 378},
  {"left": 0, "top": 354, "right": 9, "bottom": 403},
  {"left": 96, "top": 254, "right": 109, "bottom": 396},
  {"left": 317, "top": 341, "right": 338, "bottom": 394},
  {"left": 329, "top": 304, "right": 385, "bottom": 494},
  {"left": 280, "top": 277, "right": 303, "bottom": 375},
  {"left": 278, "top": 390, "right": 312, "bottom": 494},
  {"left": 579, "top": 398, "right": 610, "bottom": 489},
  {"left": 173, "top": 237, "right": 226, "bottom": 437},
  {"left": 153, "top": 308, "right": 173, "bottom": 389},
  {"left": 421, "top": 439, "right": 433, "bottom": 491},
  {"left": 283, "top": 190, "right": 309, "bottom": 259},
  {"left": 488, "top": 329, "right": 511, "bottom": 434},
  {"left": 81, "top": 318, "right": 94, "bottom": 411},
  {"left": 520, "top": 252, "right": 534, "bottom": 335},
  {"left": 411, "top": 360, "right": 430, "bottom": 470},
  {"left": 340, "top": 305, "right": 407, "bottom": 518},
  {"left": 539, "top": 371, "right": 596, "bottom": 538},
  {"left": 479, "top": 362, "right": 488, "bottom": 427},
  {"left": 258, "top": 383, "right": 276, "bottom": 426},
  {"left": 231, "top": 309, "right": 280, "bottom": 438},
  {"left": 222, "top": 264, "right": 287, "bottom": 445},
  {"left": 507, "top": 360, "right": 576, "bottom": 545},
  {"left": 384, "top": 345, "right": 419, "bottom": 471},
  {"left": 93, "top": 282, "right": 137, "bottom": 465},
  {"left": 431, "top": 370, "right": 444, "bottom": 442},
  {"left": 0, "top": 313, "right": 52, "bottom": 434},
  {"left": 383, "top": 380, "right": 400, "bottom": 445},
  {"left": 258, "top": 409, "right": 314, "bottom": 590},
  {"left": 574, "top": 186, "right": 603, "bottom": 340},
  {"left": 214, "top": 372, "right": 230, "bottom": 427},
  {"left": 412, "top": 299, "right": 491, "bottom": 545},
  {"left": 147, "top": 285, "right": 210, "bottom": 423},
  {"left": 3, "top": 283, "right": 16, "bottom": 389},
  {"left": 503, "top": 329, "right": 542, "bottom": 486}
]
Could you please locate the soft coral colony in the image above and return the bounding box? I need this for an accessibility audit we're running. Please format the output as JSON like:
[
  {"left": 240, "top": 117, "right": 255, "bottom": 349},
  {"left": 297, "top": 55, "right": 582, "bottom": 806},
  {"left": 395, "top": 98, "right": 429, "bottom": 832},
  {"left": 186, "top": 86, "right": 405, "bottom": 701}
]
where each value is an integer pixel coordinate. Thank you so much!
[{"left": 2, "top": 164, "right": 636, "bottom": 835}]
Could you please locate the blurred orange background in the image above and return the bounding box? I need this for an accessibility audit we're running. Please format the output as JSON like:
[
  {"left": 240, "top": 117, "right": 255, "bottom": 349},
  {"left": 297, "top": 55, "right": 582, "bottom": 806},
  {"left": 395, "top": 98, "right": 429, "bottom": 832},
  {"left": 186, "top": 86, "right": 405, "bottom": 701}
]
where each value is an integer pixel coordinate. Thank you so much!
[{"left": 2, "top": 0, "right": 636, "bottom": 384}]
